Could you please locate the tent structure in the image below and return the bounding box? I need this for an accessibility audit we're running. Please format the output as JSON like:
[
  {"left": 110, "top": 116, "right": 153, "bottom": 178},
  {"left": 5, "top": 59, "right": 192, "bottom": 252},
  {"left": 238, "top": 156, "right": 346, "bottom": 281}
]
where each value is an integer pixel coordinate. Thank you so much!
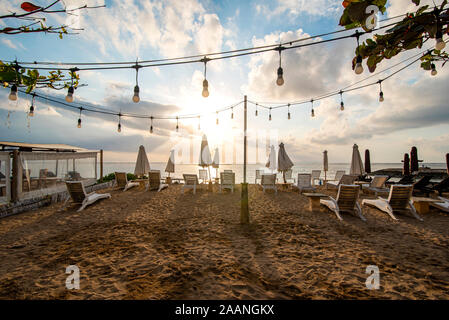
[
  {"left": 266, "top": 145, "right": 277, "bottom": 173},
  {"left": 350, "top": 144, "right": 364, "bottom": 176},
  {"left": 134, "top": 145, "right": 150, "bottom": 177},
  {"left": 165, "top": 150, "right": 175, "bottom": 177},
  {"left": 323, "top": 150, "right": 328, "bottom": 182},
  {"left": 278, "top": 142, "right": 294, "bottom": 183},
  {"left": 199, "top": 134, "right": 212, "bottom": 182}
]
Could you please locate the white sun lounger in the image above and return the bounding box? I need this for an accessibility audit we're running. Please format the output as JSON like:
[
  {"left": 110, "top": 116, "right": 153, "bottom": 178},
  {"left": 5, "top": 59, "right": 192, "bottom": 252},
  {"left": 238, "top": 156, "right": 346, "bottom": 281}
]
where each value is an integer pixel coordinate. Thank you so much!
[
  {"left": 261, "top": 174, "right": 277, "bottom": 194},
  {"left": 146, "top": 170, "right": 168, "bottom": 192},
  {"left": 362, "top": 175, "right": 389, "bottom": 197},
  {"left": 199, "top": 169, "right": 208, "bottom": 184},
  {"left": 114, "top": 172, "right": 140, "bottom": 192},
  {"left": 220, "top": 171, "right": 235, "bottom": 193},
  {"left": 326, "top": 174, "right": 357, "bottom": 190},
  {"left": 255, "top": 169, "right": 263, "bottom": 184},
  {"left": 183, "top": 174, "right": 199, "bottom": 194},
  {"left": 296, "top": 173, "right": 316, "bottom": 193},
  {"left": 59, "top": 181, "right": 111, "bottom": 212},
  {"left": 430, "top": 196, "right": 449, "bottom": 213},
  {"left": 362, "top": 185, "right": 423, "bottom": 221},
  {"left": 320, "top": 184, "right": 366, "bottom": 221},
  {"left": 311, "top": 170, "right": 321, "bottom": 186}
]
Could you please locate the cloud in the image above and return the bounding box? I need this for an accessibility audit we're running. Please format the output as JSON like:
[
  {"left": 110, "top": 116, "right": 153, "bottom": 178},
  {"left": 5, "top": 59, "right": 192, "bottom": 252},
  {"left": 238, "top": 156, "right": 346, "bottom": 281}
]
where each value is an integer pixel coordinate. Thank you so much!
[
  {"left": 1, "top": 38, "right": 25, "bottom": 51},
  {"left": 256, "top": 0, "right": 341, "bottom": 19}
]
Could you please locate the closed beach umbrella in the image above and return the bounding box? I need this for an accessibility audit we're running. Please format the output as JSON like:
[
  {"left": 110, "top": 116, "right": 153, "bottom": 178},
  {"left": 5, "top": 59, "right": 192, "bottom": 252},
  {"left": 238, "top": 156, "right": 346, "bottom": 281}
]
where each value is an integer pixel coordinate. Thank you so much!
[
  {"left": 278, "top": 142, "right": 294, "bottom": 183},
  {"left": 266, "top": 145, "right": 277, "bottom": 173},
  {"left": 199, "top": 134, "right": 212, "bottom": 181},
  {"left": 165, "top": 150, "right": 175, "bottom": 177},
  {"left": 410, "top": 146, "right": 419, "bottom": 173},
  {"left": 212, "top": 148, "right": 219, "bottom": 178},
  {"left": 350, "top": 144, "right": 364, "bottom": 176},
  {"left": 402, "top": 153, "right": 410, "bottom": 176},
  {"left": 134, "top": 145, "right": 150, "bottom": 177},
  {"left": 446, "top": 153, "right": 449, "bottom": 175},
  {"left": 323, "top": 150, "right": 328, "bottom": 182},
  {"left": 365, "top": 149, "right": 371, "bottom": 174}
]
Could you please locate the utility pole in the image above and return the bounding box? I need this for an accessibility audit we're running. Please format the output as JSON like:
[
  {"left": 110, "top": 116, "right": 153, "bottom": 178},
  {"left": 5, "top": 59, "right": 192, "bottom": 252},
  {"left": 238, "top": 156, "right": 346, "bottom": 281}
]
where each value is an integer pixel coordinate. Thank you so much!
[{"left": 240, "top": 95, "right": 249, "bottom": 224}]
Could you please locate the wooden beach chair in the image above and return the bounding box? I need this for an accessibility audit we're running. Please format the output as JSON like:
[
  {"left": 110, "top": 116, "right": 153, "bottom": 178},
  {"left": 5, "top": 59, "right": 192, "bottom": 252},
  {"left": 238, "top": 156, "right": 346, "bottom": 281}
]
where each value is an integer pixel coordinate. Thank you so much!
[
  {"left": 182, "top": 174, "right": 199, "bottom": 194},
  {"left": 311, "top": 170, "right": 321, "bottom": 186},
  {"left": 326, "top": 174, "right": 357, "bottom": 190},
  {"left": 199, "top": 169, "right": 208, "bottom": 184},
  {"left": 261, "top": 174, "right": 277, "bottom": 194},
  {"left": 114, "top": 172, "right": 140, "bottom": 192},
  {"left": 146, "top": 170, "right": 168, "bottom": 192},
  {"left": 220, "top": 171, "right": 235, "bottom": 193},
  {"left": 412, "top": 175, "right": 432, "bottom": 196},
  {"left": 362, "top": 175, "right": 389, "bottom": 197},
  {"left": 421, "top": 176, "right": 449, "bottom": 196},
  {"left": 430, "top": 196, "right": 449, "bottom": 213},
  {"left": 320, "top": 184, "right": 366, "bottom": 221},
  {"left": 362, "top": 185, "right": 423, "bottom": 221},
  {"left": 296, "top": 173, "right": 316, "bottom": 193},
  {"left": 255, "top": 170, "right": 262, "bottom": 184},
  {"left": 59, "top": 181, "right": 111, "bottom": 212},
  {"left": 284, "top": 169, "right": 295, "bottom": 183}
]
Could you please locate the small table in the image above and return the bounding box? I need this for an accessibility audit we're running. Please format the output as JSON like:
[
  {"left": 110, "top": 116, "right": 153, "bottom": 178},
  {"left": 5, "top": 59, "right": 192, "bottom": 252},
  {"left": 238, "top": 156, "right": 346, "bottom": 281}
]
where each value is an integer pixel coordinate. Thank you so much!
[
  {"left": 354, "top": 181, "right": 369, "bottom": 189},
  {"left": 134, "top": 179, "right": 148, "bottom": 188},
  {"left": 303, "top": 193, "right": 329, "bottom": 212},
  {"left": 412, "top": 197, "right": 443, "bottom": 214},
  {"left": 279, "top": 183, "right": 292, "bottom": 190}
]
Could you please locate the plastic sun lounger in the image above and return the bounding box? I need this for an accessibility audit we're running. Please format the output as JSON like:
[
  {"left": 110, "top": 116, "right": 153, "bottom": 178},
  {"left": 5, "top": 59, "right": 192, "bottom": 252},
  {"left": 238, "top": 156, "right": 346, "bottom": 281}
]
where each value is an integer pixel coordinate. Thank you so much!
[
  {"left": 59, "top": 181, "right": 111, "bottom": 212},
  {"left": 326, "top": 174, "right": 357, "bottom": 190},
  {"left": 146, "top": 170, "right": 168, "bottom": 192},
  {"left": 311, "top": 170, "right": 321, "bottom": 186},
  {"left": 114, "top": 172, "right": 140, "bottom": 192},
  {"left": 261, "top": 174, "right": 277, "bottom": 194},
  {"left": 362, "top": 175, "right": 389, "bottom": 197},
  {"left": 220, "top": 172, "right": 235, "bottom": 193},
  {"left": 362, "top": 185, "right": 423, "bottom": 221},
  {"left": 296, "top": 173, "right": 316, "bottom": 193},
  {"left": 182, "top": 174, "right": 199, "bottom": 194},
  {"left": 320, "top": 184, "right": 366, "bottom": 221},
  {"left": 255, "top": 170, "right": 262, "bottom": 184},
  {"left": 430, "top": 196, "right": 449, "bottom": 213}
]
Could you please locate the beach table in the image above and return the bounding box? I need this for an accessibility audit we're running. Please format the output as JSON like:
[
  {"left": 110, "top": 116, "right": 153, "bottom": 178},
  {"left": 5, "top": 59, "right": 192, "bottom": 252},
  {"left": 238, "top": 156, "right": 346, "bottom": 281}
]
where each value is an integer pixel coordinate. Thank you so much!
[
  {"left": 303, "top": 193, "right": 329, "bottom": 212},
  {"left": 412, "top": 197, "right": 443, "bottom": 214},
  {"left": 279, "top": 182, "right": 292, "bottom": 190},
  {"left": 134, "top": 179, "right": 148, "bottom": 188}
]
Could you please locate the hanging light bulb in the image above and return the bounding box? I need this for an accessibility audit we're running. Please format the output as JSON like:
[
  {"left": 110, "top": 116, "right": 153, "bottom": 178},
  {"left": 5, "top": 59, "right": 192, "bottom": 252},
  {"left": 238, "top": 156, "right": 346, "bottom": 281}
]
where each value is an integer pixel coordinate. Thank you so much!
[
  {"left": 198, "top": 116, "right": 201, "bottom": 130},
  {"left": 435, "top": 30, "right": 446, "bottom": 51},
  {"left": 269, "top": 107, "right": 272, "bottom": 121},
  {"left": 287, "top": 103, "right": 291, "bottom": 120},
  {"left": 216, "top": 112, "right": 219, "bottom": 125},
  {"left": 176, "top": 116, "right": 179, "bottom": 132},
  {"left": 355, "top": 55, "right": 364, "bottom": 75},
  {"left": 8, "top": 84, "right": 18, "bottom": 101},
  {"left": 117, "top": 114, "right": 122, "bottom": 133},
  {"left": 201, "top": 57, "right": 210, "bottom": 97},
  {"left": 132, "top": 62, "right": 141, "bottom": 103},
  {"left": 77, "top": 108, "right": 82, "bottom": 128},
  {"left": 28, "top": 94, "right": 35, "bottom": 117},
  {"left": 311, "top": 99, "right": 315, "bottom": 118},
  {"left": 150, "top": 116, "right": 154, "bottom": 133},
  {"left": 276, "top": 46, "right": 284, "bottom": 86},
  {"left": 339, "top": 90, "right": 344, "bottom": 111},
  {"left": 431, "top": 63, "right": 438, "bottom": 76},
  {"left": 255, "top": 103, "right": 258, "bottom": 116},
  {"left": 378, "top": 80, "right": 384, "bottom": 102},
  {"left": 231, "top": 107, "right": 234, "bottom": 119}
]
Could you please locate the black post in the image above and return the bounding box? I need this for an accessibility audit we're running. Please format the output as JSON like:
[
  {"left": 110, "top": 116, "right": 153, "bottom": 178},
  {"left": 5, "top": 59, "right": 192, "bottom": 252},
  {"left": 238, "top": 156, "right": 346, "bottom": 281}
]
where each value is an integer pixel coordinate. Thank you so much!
[{"left": 240, "top": 95, "right": 249, "bottom": 224}]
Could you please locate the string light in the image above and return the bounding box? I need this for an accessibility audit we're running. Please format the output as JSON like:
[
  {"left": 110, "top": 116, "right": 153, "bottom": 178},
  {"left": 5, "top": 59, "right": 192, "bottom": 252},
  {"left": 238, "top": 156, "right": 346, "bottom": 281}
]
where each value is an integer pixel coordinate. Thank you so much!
[
  {"left": 431, "top": 63, "right": 438, "bottom": 76},
  {"left": 255, "top": 103, "right": 258, "bottom": 116},
  {"left": 198, "top": 116, "right": 201, "bottom": 130},
  {"left": 354, "top": 31, "right": 364, "bottom": 75},
  {"left": 201, "top": 57, "right": 210, "bottom": 98},
  {"left": 276, "top": 46, "right": 284, "bottom": 86},
  {"left": 311, "top": 99, "right": 315, "bottom": 117},
  {"left": 269, "top": 107, "right": 272, "bottom": 121},
  {"left": 378, "top": 80, "right": 384, "bottom": 102},
  {"left": 77, "top": 108, "right": 82, "bottom": 128},
  {"left": 29, "top": 93, "right": 35, "bottom": 117},
  {"left": 216, "top": 111, "right": 219, "bottom": 125},
  {"left": 65, "top": 69, "right": 76, "bottom": 103},
  {"left": 339, "top": 90, "right": 344, "bottom": 111},
  {"left": 287, "top": 103, "right": 290, "bottom": 119},
  {"left": 176, "top": 116, "right": 179, "bottom": 132},
  {"left": 231, "top": 107, "right": 234, "bottom": 119},
  {"left": 8, "top": 84, "right": 18, "bottom": 101},
  {"left": 132, "top": 62, "right": 141, "bottom": 103},
  {"left": 435, "top": 31, "right": 446, "bottom": 51},
  {"left": 150, "top": 116, "right": 153, "bottom": 133},
  {"left": 117, "top": 113, "right": 122, "bottom": 133}
]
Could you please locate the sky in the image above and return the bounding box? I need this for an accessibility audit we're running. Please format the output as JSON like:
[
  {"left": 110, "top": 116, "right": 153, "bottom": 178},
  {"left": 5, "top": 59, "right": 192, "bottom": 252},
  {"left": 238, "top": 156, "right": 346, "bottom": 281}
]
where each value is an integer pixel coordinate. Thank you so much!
[{"left": 0, "top": 0, "right": 448, "bottom": 164}]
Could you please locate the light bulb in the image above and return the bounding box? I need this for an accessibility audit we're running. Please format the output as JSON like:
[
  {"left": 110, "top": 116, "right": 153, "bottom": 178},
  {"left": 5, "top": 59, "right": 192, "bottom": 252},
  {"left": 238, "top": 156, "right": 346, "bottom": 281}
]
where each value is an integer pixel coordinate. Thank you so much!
[
  {"left": 150, "top": 125, "right": 153, "bottom": 133},
  {"left": 231, "top": 112, "right": 234, "bottom": 119},
  {"left": 354, "top": 55, "right": 363, "bottom": 74},
  {"left": 288, "top": 112, "right": 291, "bottom": 120},
  {"left": 311, "top": 109, "right": 315, "bottom": 117},
  {"left": 435, "top": 32, "right": 446, "bottom": 51},
  {"left": 431, "top": 64, "right": 437, "bottom": 76},
  {"left": 117, "top": 123, "right": 121, "bottom": 133},
  {"left": 379, "top": 91, "right": 384, "bottom": 102},
  {"left": 9, "top": 84, "right": 18, "bottom": 101},
  {"left": 216, "top": 117, "right": 219, "bottom": 125},
  {"left": 29, "top": 105, "right": 34, "bottom": 117},
  {"left": 133, "top": 85, "right": 140, "bottom": 103},
  {"left": 202, "top": 79, "right": 209, "bottom": 97},
  {"left": 176, "top": 125, "right": 179, "bottom": 132},
  {"left": 255, "top": 109, "right": 258, "bottom": 116},
  {"left": 269, "top": 114, "right": 272, "bottom": 121},
  {"left": 65, "top": 86, "right": 74, "bottom": 103},
  {"left": 77, "top": 118, "right": 82, "bottom": 128},
  {"left": 340, "top": 102, "right": 344, "bottom": 111},
  {"left": 276, "top": 67, "right": 284, "bottom": 86}
]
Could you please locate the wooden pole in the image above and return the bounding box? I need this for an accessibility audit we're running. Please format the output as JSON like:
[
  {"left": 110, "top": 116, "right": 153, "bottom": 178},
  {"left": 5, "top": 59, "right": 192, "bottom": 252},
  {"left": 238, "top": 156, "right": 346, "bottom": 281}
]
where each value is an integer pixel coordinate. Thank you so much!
[
  {"left": 100, "top": 149, "right": 103, "bottom": 182},
  {"left": 240, "top": 95, "right": 249, "bottom": 224}
]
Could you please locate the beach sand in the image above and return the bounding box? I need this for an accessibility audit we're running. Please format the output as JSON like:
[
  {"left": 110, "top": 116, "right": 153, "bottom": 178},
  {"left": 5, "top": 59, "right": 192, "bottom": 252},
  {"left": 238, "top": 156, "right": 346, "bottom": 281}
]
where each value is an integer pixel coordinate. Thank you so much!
[{"left": 0, "top": 184, "right": 448, "bottom": 299}]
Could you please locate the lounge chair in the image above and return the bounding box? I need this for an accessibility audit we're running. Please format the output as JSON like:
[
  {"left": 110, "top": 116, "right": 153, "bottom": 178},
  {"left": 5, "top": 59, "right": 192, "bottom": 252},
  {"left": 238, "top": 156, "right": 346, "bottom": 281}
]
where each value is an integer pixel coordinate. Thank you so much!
[
  {"left": 430, "top": 196, "right": 449, "bottom": 213},
  {"left": 182, "top": 174, "right": 199, "bottom": 194},
  {"left": 223, "top": 169, "right": 233, "bottom": 173},
  {"left": 59, "top": 181, "right": 111, "bottom": 212},
  {"left": 362, "top": 185, "right": 423, "bottom": 221},
  {"left": 326, "top": 174, "right": 357, "bottom": 190},
  {"left": 320, "top": 184, "right": 365, "bottom": 221},
  {"left": 146, "top": 170, "right": 168, "bottom": 192},
  {"left": 220, "top": 171, "right": 235, "bottom": 193},
  {"left": 261, "top": 174, "right": 277, "bottom": 194},
  {"left": 296, "top": 173, "right": 316, "bottom": 193},
  {"left": 255, "top": 169, "right": 262, "bottom": 184},
  {"left": 386, "top": 175, "right": 414, "bottom": 185},
  {"left": 199, "top": 169, "right": 208, "bottom": 183},
  {"left": 412, "top": 175, "right": 433, "bottom": 196},
  {"left": 362, "top": 175, "right": 389, "bottom": 197},
  {"left": 114, "top": 172, "right": 140, "bottom": 192},
  {"left": 284, "top": 169, "right": 295, "bottom": 183},
  {"left": 311, "top": 170, "right": 321, "bottom": 186},
  {"left": 422, "top": 176, "right": 449, "bottom": 196},
  {"left": 327, "top": 170, "right": 345, "bottom": 184}
]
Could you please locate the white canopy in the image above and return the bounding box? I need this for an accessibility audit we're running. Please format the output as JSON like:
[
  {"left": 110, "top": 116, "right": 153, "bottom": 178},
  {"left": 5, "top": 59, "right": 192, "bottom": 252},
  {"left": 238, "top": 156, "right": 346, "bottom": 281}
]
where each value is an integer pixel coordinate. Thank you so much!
[
  {"left": 212, "top": 148, "right": 219, "bottom": 169},
  {"left": 165, "top": 150, "right": 175, "bottom": 174},
  {"left": 266, "top": 145, "right": 277, "bottom": 172},
  {"left": 134, "top": 145, "right": 150, "bottom": 176},
  {"left": 199, "top": 134, "right": 212, "bottom": 167},
  {"left": 350, "top": 144, "right": 364, "bottom": 176}
]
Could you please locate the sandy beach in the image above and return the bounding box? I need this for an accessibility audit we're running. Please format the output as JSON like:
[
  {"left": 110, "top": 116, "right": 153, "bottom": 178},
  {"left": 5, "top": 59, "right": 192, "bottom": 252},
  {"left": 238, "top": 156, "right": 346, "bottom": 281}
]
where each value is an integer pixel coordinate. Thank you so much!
[{"left": 0, "top": 184, "right": 448, "bottom": 299}]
